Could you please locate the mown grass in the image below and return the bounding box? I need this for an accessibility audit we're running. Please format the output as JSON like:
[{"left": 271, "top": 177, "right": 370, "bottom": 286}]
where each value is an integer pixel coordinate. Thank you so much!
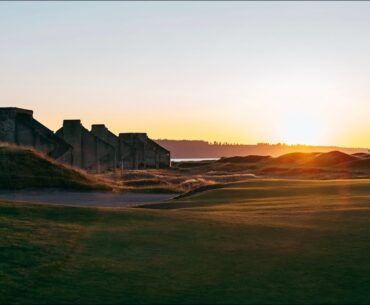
[
  {"left": 2, "top": 179, "right": 370, "bottom": 304},
  {"left": 151, "top": 179, "right": 370, "bottom": 209}
]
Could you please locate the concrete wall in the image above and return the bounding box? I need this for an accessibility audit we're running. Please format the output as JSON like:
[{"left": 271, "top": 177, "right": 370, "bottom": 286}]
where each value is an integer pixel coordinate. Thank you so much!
[
  {"left": 0, "top": 107, "right": 72, "bottom": 163},
  {"left": 147, "top": 138, "right": 171, "bottom": 168},
  {"left": 144, "top": 135, "right": 170, "bottom": 169},
  {"left": 118, "top": 133, "right": 170, "bottom": 169},
  {"left": 91, "top": 124, "right": 119, "bottom": 168},
  {"left": 91, "top": 124, "right": 119, "bottom": 148},
  {"left": 0, "top": 107, "right": 171, "bottom": 171},
  {"left": 56, "top": 120, "right": 116, "bottom": 172},
  {"left": 159, "top": 151, "right": 171, "bottom": 168},
  {"left": 119, "top": 133, "right": 142, "bottom": 169},
  {"left": 0, "top": 108, "right": 17, "bottom": 143}
]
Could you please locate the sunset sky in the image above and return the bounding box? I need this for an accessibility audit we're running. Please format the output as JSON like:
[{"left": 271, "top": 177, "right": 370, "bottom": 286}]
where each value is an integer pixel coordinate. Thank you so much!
[{"left": 1, "top": 1, "right": 370, "bottom": 147}]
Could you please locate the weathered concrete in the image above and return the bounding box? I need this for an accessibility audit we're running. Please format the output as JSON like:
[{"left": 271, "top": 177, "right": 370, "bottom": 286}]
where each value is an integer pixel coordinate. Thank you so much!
[
  {"left": 91, "top": 124, "right": 118, "bottom": 167},
  {"left": 91, "top": 127, "right": 170, "bottom": 169},
  {"left": 0, "top": 107, "right": 171, "bottom": 171},
  {"left": 119, "top": 133, "right": 170, "bottom": 169},
  {"left": 0, "top": 107, "right": 72, "bottom": 162},
  {"left": 150, "top": 138, "right": 171, "bottom": 168},
  {"left": 91, "top": 124, "right": 119, "bottom": 148},
  {"left": 56, "top": 120, "right": 116, "bottom": 172}
]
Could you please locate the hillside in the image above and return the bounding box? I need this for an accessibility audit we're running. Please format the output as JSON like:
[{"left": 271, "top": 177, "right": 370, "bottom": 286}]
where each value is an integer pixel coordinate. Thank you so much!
[
  {"left": 0, "top": 144, "right": 116, "bottom": 190},
  {"left": 1, "top": 144, "right": 370, "bottom": 192},
  {"left": 264, "top": 152, "right": 319, "bottom": 166},
  {"left": 169, "top": 151, "right": 370, "bottom": 182},
  {"left": 113, "top": 151, "right": 370, "bottom": 196},
  {"left": 304, "top": 151, "right": 358, "bottom": 167},
  {"left": 156, "top": 139, "right": 368, "bottom": 158}
]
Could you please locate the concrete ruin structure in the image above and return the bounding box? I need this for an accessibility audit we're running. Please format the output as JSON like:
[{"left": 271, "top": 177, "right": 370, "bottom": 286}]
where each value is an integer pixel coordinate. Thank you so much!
[
  {"left": 90, "top": 125, "right": 171, "bottom": 170},
  {"left": 56, "top": 120, "right": 117, "bottom": 172},
  {"left": 0, "top": 107, "right": 72, "bottom": 162},
  {"left": 0, "top": 107, "right": 171, "bottom": 172},
  {"left": 119, "top": 133, "right": 170, "bottom": 169}
]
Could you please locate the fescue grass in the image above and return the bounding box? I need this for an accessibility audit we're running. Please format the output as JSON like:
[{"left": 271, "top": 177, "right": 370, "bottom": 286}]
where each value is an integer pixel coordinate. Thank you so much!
[
  {"left": 116, "top": 150, "right": 370, "bottom": 194},
  {"left": 2, "top": 179, "right": 370, "bottom": 304},
  {"left": 114, "top": 168, "right": 258, "bottom": 194},
  {"left": 0, "top": 144, "right": 118, "bottom": 190},
  {"left": 2, "top": 144, "right": 369, "bottom": 193}
]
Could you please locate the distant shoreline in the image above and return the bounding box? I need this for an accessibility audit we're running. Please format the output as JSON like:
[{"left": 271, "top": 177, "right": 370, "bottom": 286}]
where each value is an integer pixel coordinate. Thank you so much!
[{"left": 158, "top": 140, "right": 368, "bottom": 159}]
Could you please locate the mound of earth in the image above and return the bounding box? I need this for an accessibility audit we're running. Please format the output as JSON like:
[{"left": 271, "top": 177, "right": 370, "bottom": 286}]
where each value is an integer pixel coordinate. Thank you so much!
[
  {"left": 273, "top": 152, "right": 318, "bottom": 165},
  {"left": 305, "top": 151, "right": 359, "bottom": 167},
  {"left": 218, "top": 155, "right": 271, "bottom": 164},
  {"left": 347, "top": 158, "right": 370, "bottom": 171},
  {"left": 0, "top": 144, "right": 115, "bottom": 190},
  {"left": 172, "top": 160, "right": 215, "bottom": 169},
  {"left": 352, "top": 153, "right": 370, "bottom": 159}
]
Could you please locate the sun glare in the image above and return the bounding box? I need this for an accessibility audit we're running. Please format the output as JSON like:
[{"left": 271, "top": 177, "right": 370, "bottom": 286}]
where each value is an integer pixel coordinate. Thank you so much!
[{"left": 279, "top": 113, "right": 325, "bottom": 145}]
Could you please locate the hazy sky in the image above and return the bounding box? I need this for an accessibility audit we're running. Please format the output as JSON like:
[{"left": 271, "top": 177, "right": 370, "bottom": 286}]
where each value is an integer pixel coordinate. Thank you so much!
[{"left": 1, "top": 1, "right": 370, "bottom": 147}]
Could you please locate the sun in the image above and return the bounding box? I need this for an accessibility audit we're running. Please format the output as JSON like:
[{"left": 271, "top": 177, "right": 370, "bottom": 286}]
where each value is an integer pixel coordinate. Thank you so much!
[{"left": 279, "top": 112, "right": 325, "bottom": 145}]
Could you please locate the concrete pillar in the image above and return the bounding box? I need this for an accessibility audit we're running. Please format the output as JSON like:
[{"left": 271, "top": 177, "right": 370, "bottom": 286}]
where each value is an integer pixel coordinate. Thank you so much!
[
  {"left": 134, "top": 148, "right": 138, "bottom": 169},
  {"left": 156, "top": 151, "right": 160, "bottom": 169},
  {"left": 92, "top": 124, "right": 119, "bottom": 169},
  {"left": 0, "top": 109, "right": 17, "bottom": 143},
  {"left": 62, "top": 120, "right": 83, "bottom": 167},
  {"left": 94, "top": 136, "right": 100, "bottom": 173},
  {"left": 91, "top": 124, "right": 107, "bottom": 141}
]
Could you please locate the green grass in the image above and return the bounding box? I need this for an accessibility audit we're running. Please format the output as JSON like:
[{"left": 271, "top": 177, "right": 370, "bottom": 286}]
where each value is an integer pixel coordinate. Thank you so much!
[
  {"left": 2, "top": 179, "right": 370, "bottom": 304},
  {"left": 152, "top": 179, "right": 370, "bottom": 209}
]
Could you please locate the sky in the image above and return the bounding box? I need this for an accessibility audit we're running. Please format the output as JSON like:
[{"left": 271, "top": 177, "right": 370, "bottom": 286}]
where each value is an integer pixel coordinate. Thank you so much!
[{"left": 0, "top": 1, "right": 370, "bottom": 148}]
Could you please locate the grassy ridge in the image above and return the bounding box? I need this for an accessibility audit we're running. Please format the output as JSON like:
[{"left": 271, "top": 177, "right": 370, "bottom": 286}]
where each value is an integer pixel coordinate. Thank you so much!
[
  {"left": 173, "top": 151, "right": 370, "bottom": 180},
  {"left": 2, "top": 179, "right": 370, "bottom": 304},
  {"left": 0, "top": 145, "right": 116, "bottom": 190}
]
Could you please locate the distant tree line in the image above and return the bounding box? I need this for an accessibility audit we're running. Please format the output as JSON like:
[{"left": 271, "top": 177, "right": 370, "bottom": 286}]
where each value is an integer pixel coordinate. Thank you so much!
[{"left": 155, "top": 139, "right": 368, "bottom": 159}]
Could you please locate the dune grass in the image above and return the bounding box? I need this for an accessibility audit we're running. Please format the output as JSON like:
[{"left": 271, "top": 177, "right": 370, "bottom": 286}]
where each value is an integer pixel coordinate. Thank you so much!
[
  {"left": 2, "top": 179, "right": 370, "bottom": 304},
  {"left": 116, "top": 150, "right": 370, "bottom": 195},
  {"left": 1, "top": 144, "right": 369, "bottom": 193},
  {"left": 0, "top": 144, "right": 118, "bottom": 190}
]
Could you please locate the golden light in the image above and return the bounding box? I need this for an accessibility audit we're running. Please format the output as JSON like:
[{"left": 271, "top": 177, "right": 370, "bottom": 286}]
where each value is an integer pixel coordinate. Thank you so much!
[{"left": 278, "top": 112, "right": 326, "bottom": 145}]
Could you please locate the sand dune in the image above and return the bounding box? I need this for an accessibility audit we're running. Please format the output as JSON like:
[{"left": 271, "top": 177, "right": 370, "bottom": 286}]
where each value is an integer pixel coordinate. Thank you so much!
[
  {"left": 304, "top": 151, "right": 358, "bottom": 167},
  {"left": 219, "top": 151, "right": 369, "bottom": 171}
]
